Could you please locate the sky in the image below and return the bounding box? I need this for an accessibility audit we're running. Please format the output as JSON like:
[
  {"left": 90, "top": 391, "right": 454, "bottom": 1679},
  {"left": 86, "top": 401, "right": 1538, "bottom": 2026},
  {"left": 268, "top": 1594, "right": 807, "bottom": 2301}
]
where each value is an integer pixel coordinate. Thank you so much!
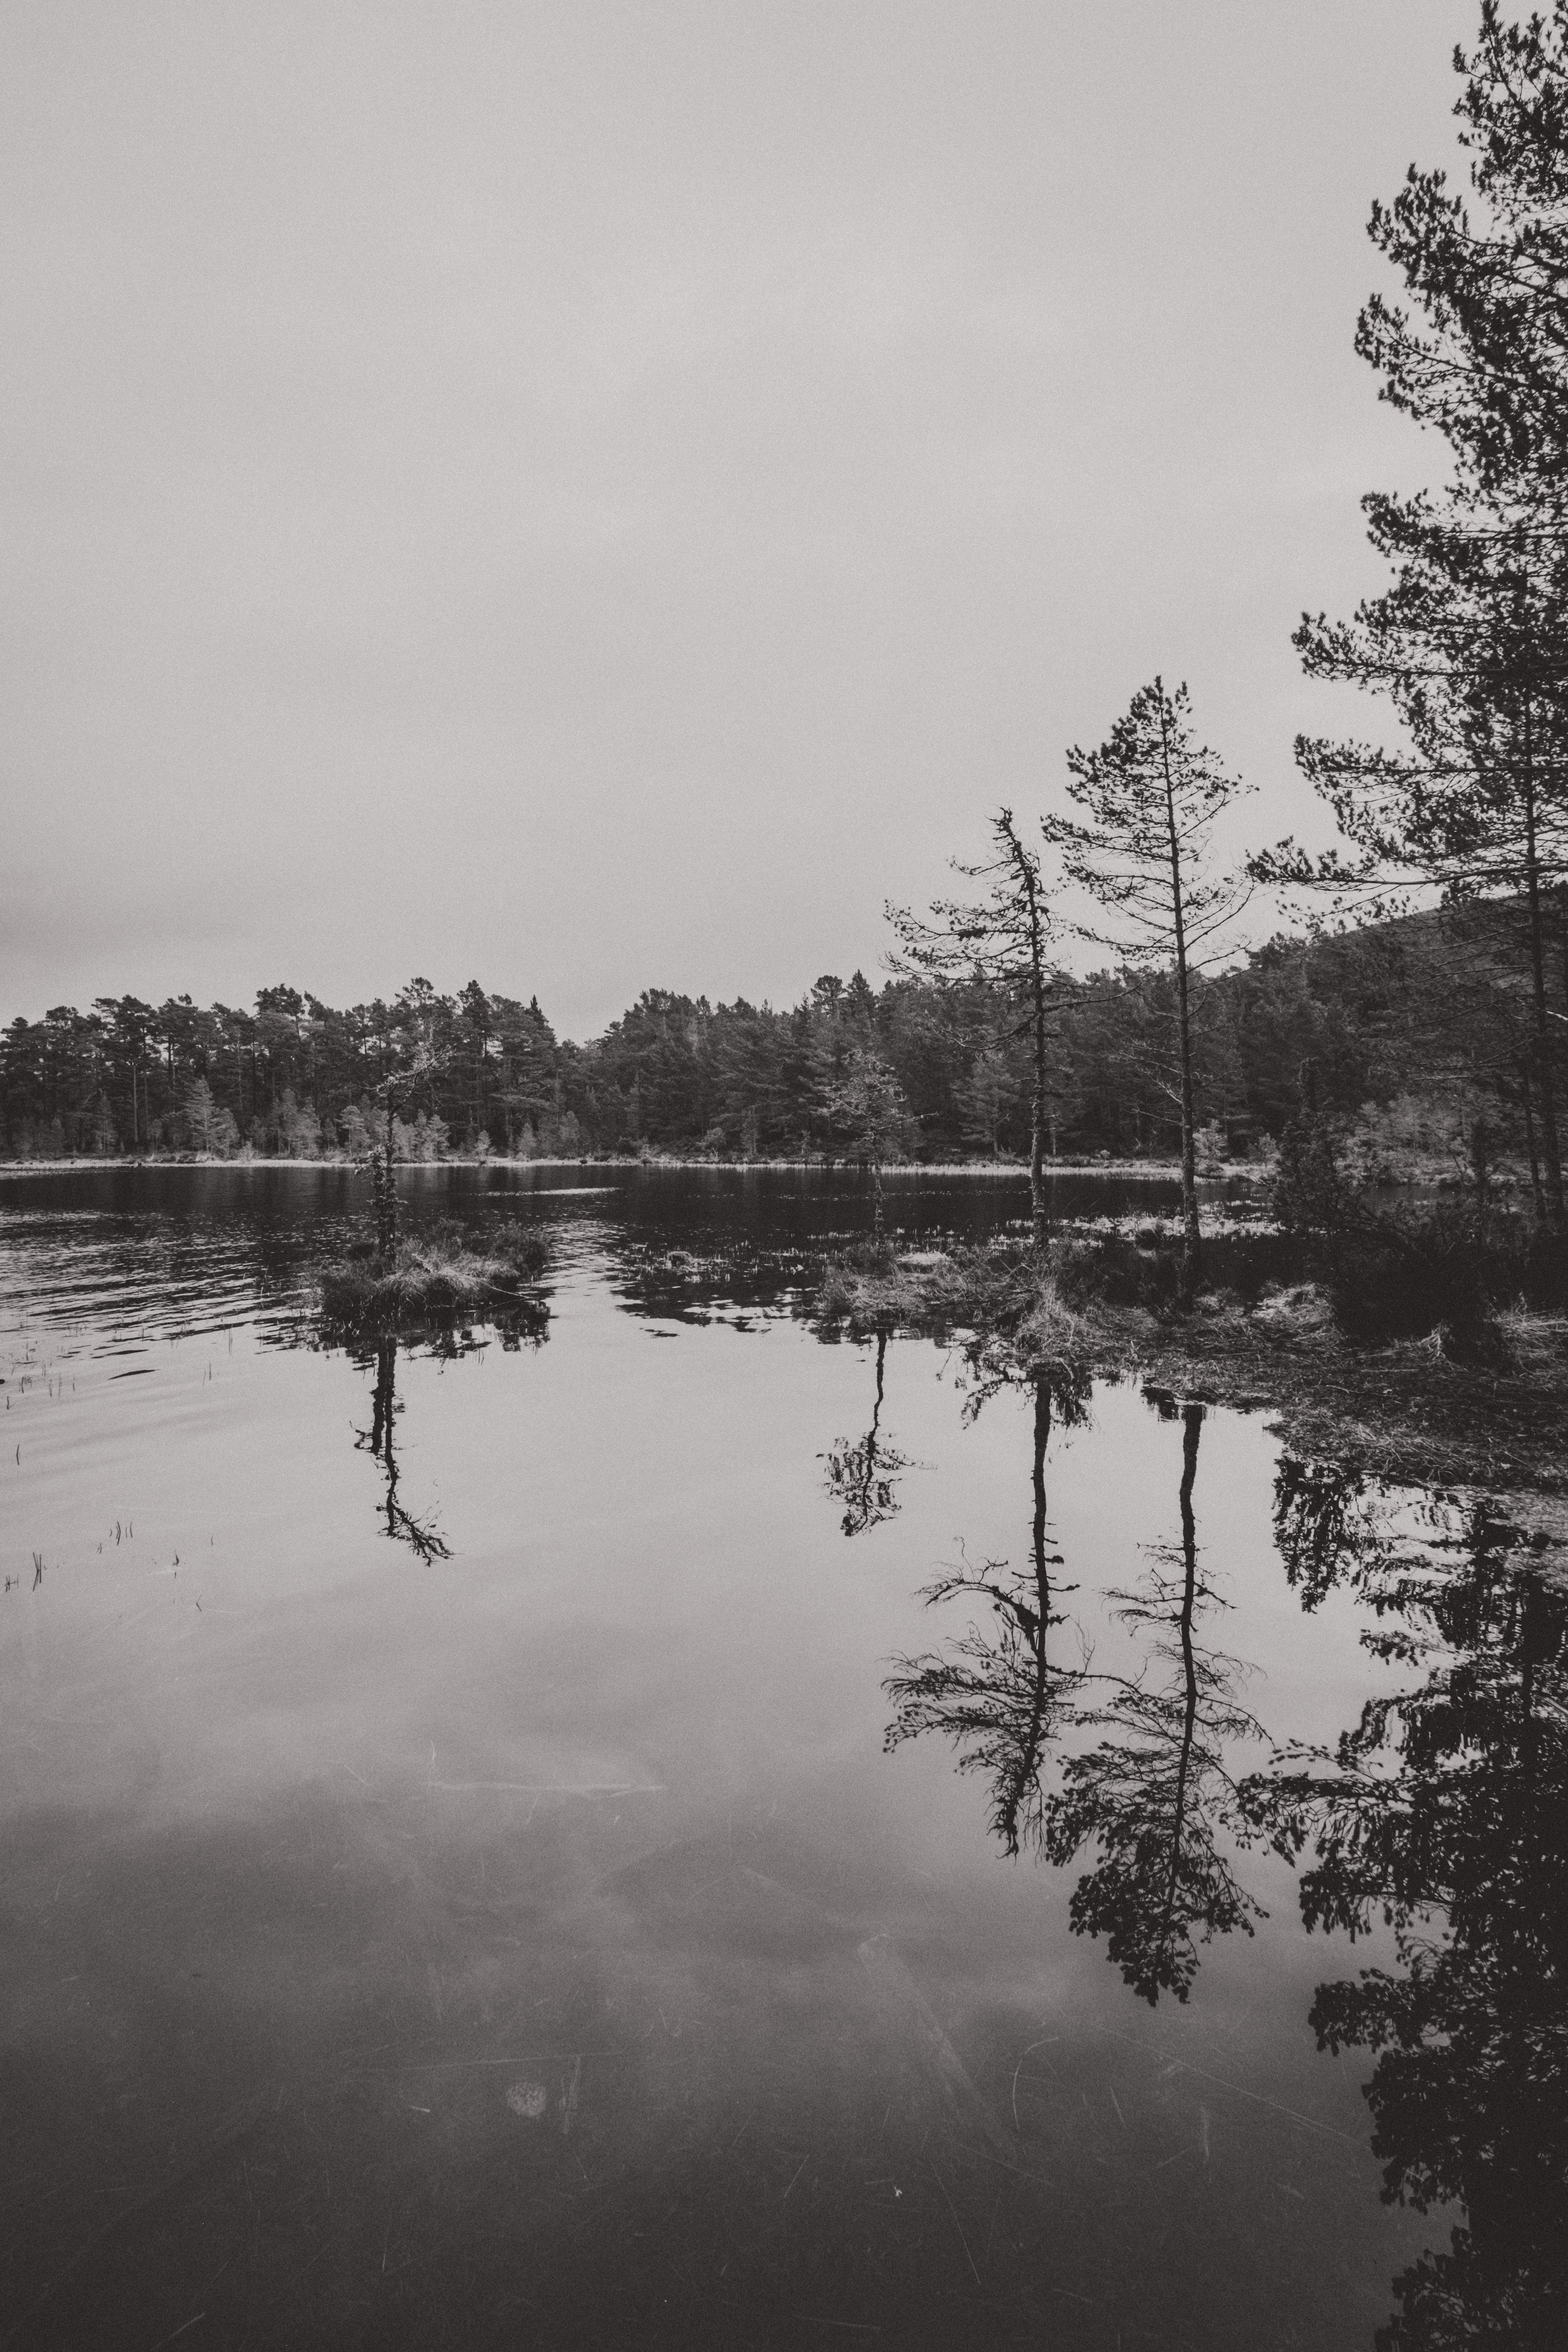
[{"left": 1, "top": 0, "right": 1483, "bottom": 1039}]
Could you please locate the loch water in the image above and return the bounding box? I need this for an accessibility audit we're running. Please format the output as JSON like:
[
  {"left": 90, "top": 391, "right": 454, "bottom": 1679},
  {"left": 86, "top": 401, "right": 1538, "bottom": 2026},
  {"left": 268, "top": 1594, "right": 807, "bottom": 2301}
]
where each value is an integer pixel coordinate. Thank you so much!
[{"left": 1, "top": 1166, "right": 1562, "bottom": 2350}]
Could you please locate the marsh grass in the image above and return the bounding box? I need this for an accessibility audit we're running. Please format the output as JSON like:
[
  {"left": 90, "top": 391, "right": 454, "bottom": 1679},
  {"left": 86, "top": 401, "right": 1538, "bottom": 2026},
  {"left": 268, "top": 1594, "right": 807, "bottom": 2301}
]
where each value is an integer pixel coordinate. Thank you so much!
[
  {"left": 815, "top": 1240, "right": 1039, "bottom": 1336},
  {"left": 318, "top": 1220, "right": 548, "bottom": 1330},
  {"left": 814, "top": 1241, "right": 1097, "bottom": 1397}
]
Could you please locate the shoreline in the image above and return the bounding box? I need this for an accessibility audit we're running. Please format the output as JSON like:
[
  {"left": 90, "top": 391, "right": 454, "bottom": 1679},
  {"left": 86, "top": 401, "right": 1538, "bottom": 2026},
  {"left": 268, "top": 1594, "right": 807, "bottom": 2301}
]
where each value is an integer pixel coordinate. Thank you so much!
[
  {"left": 0, "top": 1143, "right": 1269, "bottom": 1171},
  {"left": 810, "top": 1243, "right": 1568, "bottom": 1536},
  {"left": 0, "top": 1152, "right": 1269, "bottom": 1180}
]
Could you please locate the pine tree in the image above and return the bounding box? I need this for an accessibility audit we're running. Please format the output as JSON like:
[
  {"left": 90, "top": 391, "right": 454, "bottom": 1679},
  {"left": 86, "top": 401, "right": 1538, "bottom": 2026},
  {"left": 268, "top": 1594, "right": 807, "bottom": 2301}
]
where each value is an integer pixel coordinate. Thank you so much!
[
  {"left": 1257, "top": 6, "right": 1568, "bottom": 1222},
  {"left": 1048, "top": 682, "right": 1252, "bottom": 1293},
  {"left": 890, "top": 810, "right": 1061, "bottom": 1246},
  {"left": 1268, "top": 517, "right": 1568, "bottom": 1217},
  {"left": 821, "top": 1049, "right": 911, "bottom": 1241}
]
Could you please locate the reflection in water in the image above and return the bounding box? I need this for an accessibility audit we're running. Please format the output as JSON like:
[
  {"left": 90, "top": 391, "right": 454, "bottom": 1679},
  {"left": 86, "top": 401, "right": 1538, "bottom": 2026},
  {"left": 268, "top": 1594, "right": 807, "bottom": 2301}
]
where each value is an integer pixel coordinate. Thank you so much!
[
  {"left": 1271, "top": 1451, "right": 1381, "bottom": 1612},
  {"left": 5, "top": 1166, "right": 1561, "bottom": 2347},
  {"left": 820, "top": 1330, "right": 917, "bottom": 1537},
  {"left": 879, "top": 1371, "right": 1568, "bottom": 2333},
  {"left": 318, "top": 1224, "right": 550, "bottom": 1562},
  {"left": 883, "top": 1359, "right": 1568, "bottom": 2334},
  {"left": 886, "top": 1385, "right": 1266, "bottom": 2003},
  {"left": 353, "top": 1337, "right": 451, "bottom": 1561},
  {"left": 885, "top": 1368, "right": 1082, "bottom": 1856},
  {"left": 1248, "top": 1470, "right": 1568, "bottom": 2350},
  {"left": 1045, "top": 1401, "right": 1268, "bottom": 2006}
]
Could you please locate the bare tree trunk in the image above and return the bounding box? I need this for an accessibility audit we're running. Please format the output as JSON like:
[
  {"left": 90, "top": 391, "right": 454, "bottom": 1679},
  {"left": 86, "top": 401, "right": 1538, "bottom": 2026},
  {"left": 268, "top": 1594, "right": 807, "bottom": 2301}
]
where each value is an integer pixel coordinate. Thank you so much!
[
  {"left": 374, "top": 1093, "right": 400, "bottom": 1259},
  {"left": 998, "top": 811, "right": 1051, "bottom": 1251},
  {"left": 1521, "top": 721, "right": 1564, "bottom": 1225},
  {"left": 1520, "top": 1064, "right": 1547, "bottom": 1222},
  {"left": 1157, "top": 689, "right": 1202, "bottom": 1298},
  {"left": 1157, "top": 1404, "right": 1204, "bottom": 1959},
  {"left": 997, "top": 1371, "right": 1058, "bottom": 1856},
  {"left": 1469, "top": 1115, "right": 1494, "bottom": 1243},
  {"left": 1030, "top": 1017, "right": 1047, "bottom": 1248}
]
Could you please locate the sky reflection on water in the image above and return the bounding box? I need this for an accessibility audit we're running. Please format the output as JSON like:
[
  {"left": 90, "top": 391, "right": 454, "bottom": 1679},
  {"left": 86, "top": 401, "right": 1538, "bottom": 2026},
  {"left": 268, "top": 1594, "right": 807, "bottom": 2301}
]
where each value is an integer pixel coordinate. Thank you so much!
[{"left": 0, "top": 1166, "right": 1561, "bottom": 2349}]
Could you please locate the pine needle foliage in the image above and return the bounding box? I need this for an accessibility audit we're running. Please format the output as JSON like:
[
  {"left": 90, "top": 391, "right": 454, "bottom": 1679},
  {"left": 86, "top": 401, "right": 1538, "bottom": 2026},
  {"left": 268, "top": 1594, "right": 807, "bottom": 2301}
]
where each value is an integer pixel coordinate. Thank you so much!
[
  {"left": 889, "top": 809, "right": 1063, "bottom": 1246},
  {"left": 1049, "top": 679, "right": 1253, "bottom": 1291}
]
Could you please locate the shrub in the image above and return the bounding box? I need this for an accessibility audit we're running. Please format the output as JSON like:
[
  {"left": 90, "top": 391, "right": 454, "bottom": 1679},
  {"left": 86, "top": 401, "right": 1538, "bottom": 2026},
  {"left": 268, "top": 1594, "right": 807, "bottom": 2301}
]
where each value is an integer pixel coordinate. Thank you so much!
[
  {"left": 1193, "top": 1121, "right": 1229, "bottom": 1173},
  {"left": 1271, "top": 1112, "right": 1355, "bottom": 1235},
  {"left": 1321, "top": 1204, "right": 1488, "bottom": 1346},
  {"left": 1310, "top": 1204, "right": 1566, "bottom": 1352},
  {"left": 479, "top": 1220, "right": 549, "bottom": 1277},
  {"left": 1046, "top": 1234, "right": 1182, "bottom": 1311}
]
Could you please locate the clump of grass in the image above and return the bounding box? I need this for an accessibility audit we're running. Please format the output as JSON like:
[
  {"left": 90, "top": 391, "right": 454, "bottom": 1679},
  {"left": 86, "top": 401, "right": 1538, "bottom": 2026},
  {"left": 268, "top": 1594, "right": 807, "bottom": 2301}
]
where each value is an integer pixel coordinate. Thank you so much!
[
  {"left": 319, "top": 1219, "right": 547, "bottom": 1329},
  {"left": 815, "top": 1239, "right": 1040, "bottom": 1335},
  {"left": 1280, "top": 1201, "right": 1568, "bottom": 1359},
  {"left": 1006, "top": 1287, "right": 1094, "bottom": 1398},
  {"left": 814, "top": 1236, "right": 1097, "bottom": 1401}
]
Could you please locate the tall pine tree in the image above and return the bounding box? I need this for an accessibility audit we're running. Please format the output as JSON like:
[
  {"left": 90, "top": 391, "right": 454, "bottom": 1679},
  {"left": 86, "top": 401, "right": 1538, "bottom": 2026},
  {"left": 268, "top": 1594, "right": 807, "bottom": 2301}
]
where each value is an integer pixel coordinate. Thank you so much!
[{"left": 1047, "top": 681, "right": 1251, "bottom": 1295}]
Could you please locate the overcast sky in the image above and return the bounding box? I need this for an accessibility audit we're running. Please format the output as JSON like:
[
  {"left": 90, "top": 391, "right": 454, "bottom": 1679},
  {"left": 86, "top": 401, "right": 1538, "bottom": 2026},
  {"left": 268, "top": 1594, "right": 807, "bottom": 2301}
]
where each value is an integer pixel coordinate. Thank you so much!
[{"left": 2, "top": 0, "right": 1481, "bottom": 1037}]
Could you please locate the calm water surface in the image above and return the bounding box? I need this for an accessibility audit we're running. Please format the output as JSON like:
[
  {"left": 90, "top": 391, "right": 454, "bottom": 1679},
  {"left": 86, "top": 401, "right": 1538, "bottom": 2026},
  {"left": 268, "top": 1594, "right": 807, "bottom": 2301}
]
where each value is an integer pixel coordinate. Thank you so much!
[{"left": 0, "top": 1168, "right": 1561, "bottom": 2349}]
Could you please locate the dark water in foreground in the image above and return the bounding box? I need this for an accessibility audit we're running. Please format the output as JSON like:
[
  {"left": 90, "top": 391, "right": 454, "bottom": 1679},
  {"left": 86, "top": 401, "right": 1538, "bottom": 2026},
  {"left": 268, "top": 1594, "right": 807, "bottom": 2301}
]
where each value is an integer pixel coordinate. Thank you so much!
[{"left": 0, "top": 1167, "right": 1562, "bottom": 2350}]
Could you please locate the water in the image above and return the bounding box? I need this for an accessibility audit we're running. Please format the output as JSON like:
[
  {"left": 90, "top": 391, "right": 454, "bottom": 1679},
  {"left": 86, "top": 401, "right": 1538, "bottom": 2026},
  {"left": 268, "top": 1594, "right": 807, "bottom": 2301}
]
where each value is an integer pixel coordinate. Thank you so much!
[{"left": 1, "top": 1167, "right": 1561, "bottom": 2349}]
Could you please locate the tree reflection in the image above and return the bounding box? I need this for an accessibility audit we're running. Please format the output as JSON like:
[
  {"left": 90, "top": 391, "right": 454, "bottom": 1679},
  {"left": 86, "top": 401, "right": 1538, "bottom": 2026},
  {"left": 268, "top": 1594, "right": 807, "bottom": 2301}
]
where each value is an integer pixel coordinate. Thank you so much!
[
  {"left": 886, "top": 1388, "right": 1267, "bottom": 2003},
  {"left": 1248, "top": 1476, "right": 1568, "bottom": 2349},
  {"left": 1271, "top": 1452, "right": 1376, "bottom": 1612},
  {"left": 820, "top": 1331, "right": 916, "bottom": 1538},
  {"left": 1270, "top": 1451, "right": 1481, "bottom": 1636},
  {"left": 886, "top": 1368, "right": 1082, "bottom": 1855},
  {"left": 1044, "top": 1402, "right": 1267, "bottom": 2003},
  {"left": 355, "top": 1336, "right": 452, "bottom": 1562}
]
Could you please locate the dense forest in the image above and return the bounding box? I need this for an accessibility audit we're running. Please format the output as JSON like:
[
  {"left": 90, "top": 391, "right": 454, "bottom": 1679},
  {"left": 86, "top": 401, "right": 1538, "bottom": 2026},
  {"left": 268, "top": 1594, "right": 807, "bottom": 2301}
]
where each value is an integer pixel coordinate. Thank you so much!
[{"left": 1, "top": 895, "right": 1563, "bottom": 1186}]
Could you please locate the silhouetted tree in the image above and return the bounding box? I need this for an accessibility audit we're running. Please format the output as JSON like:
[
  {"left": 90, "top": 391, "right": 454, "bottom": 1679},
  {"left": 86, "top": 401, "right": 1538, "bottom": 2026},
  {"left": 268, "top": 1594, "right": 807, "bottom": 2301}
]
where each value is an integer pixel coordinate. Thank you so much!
[
  {"left": 1264, "top": 513, "right": 1568, "bottom": 1221},
  {"left": 1253, "top": 7, "right": 1568, "bottom": 1222}
]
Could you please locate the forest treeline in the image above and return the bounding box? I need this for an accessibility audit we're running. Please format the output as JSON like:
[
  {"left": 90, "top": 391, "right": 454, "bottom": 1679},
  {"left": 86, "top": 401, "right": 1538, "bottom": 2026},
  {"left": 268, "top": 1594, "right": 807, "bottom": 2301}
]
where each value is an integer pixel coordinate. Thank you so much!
[{"left": 1, "top": 894, "right": 1561, "bottom": 1175}]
